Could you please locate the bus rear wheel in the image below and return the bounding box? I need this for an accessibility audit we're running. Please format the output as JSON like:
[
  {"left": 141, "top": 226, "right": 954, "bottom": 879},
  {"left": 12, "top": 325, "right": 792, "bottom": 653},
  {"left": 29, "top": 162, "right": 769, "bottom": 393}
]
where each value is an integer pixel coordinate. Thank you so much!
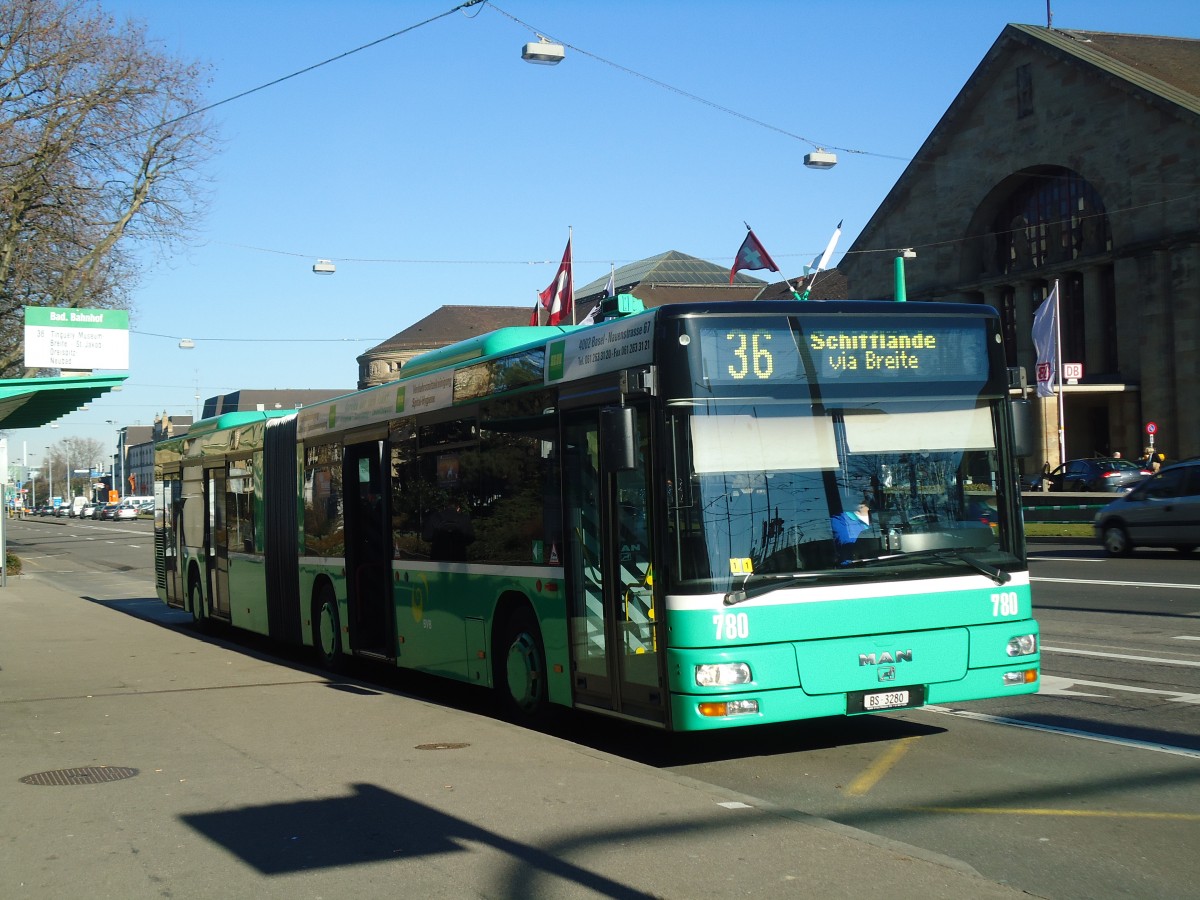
[
  {"left": 313, "top": 586, "right": 343, "bottom": 671},
  {"left": 188, "top": 573, "right": 204, "bottom": 618},
  {"left": 495, "top": 607, "right": 548, "bottom": 720}
]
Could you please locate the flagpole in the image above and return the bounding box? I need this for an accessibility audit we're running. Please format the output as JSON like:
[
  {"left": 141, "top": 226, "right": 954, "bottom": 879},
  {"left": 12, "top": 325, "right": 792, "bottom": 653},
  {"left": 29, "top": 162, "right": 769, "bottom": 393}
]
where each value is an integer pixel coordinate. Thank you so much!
[
  {"left": 569, "top": 225, "right": 575, "bottom": 325},
  {"left": 1053, "top": 278, "right": 1066, "bottom": 464},
  {"left": 798, "top": 220, "right": 843, "bottom": 301}
]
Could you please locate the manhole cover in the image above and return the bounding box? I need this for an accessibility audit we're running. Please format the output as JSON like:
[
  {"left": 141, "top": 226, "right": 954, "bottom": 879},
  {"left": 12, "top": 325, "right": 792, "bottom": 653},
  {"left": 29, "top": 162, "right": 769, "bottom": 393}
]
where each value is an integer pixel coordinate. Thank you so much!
[
  {"left": 20, "top": 766, "right": 139, "bottom": 786},
  {"left": 415, "top": 742, "right": 470, "bottom": 751}
]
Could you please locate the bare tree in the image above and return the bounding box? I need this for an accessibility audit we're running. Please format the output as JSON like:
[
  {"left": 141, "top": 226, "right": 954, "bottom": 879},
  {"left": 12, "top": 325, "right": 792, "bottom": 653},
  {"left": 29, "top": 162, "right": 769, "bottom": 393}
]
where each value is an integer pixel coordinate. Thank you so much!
[
  {"left": 0, "top": 0, "right": 215, "bottom": 377},
  {"left": 44, "top": 435, "right": 106, "bottom": 499}
]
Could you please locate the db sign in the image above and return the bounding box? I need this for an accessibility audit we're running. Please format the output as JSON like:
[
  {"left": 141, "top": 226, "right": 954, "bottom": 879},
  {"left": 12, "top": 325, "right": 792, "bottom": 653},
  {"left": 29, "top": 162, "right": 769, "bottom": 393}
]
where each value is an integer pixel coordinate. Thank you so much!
[{"left": 1062, "top": 362, "right": 1084, "bottom": 381}]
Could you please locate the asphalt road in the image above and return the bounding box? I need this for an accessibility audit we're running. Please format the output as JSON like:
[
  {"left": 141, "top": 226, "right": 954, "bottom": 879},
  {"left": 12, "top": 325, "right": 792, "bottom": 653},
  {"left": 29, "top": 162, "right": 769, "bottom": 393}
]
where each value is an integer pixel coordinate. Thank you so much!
[{"left": 8, "top": 519, "right": 1200, "bottom": 900}]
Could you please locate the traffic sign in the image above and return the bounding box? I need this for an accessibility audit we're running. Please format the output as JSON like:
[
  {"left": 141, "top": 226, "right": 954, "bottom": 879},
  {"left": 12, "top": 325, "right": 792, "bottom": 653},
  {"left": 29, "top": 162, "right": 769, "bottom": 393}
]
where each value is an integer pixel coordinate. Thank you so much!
[{"left": 1146, "top": 422, "right": 1157, "bottom": 435}]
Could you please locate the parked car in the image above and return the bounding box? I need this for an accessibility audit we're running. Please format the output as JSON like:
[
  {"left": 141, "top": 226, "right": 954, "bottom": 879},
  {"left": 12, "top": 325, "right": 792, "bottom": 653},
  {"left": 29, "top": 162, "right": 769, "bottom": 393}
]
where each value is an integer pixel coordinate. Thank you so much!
[
  {"left": 90, "top": 502, "right": 107, "bottom": 519},
  {"left": 79, "top": 501, "right": 97, "bottom": 519},
  {"left": 1024, "top": 457, "right": 1151, "bottom": 492},
  {"left": 54, "top": 504, "right": 72, "bottom": 517},
  {"left": 99, "top": 503, "right": 121, "bottom": 520},
  {"left": 1095, "top": 458, "right": 1200, "bottom": 556},
  {"left": 114, "top": 500, "right": 151, "bottom": 520}
]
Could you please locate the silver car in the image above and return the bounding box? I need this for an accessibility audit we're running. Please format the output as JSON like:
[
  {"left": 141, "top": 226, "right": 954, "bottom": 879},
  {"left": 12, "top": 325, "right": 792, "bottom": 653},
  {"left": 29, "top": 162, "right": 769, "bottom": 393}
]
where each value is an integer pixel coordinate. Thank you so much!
[{"left": 1094, "top": 459, "right": 1200, "bottom": 556}]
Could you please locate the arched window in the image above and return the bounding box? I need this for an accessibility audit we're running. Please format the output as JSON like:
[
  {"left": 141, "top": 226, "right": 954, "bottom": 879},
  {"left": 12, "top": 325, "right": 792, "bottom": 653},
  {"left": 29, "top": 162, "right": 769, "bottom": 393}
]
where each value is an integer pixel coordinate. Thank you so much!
[{"left": 993, "top": 168, "right": 1110, "bottom": 275}]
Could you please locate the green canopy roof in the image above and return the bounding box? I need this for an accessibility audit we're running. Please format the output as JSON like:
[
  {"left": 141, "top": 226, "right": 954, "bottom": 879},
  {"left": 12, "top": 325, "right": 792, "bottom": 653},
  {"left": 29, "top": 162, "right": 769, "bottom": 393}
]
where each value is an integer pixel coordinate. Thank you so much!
[{"left": 0, "top": 374, "right": 128, "bottom": 429}]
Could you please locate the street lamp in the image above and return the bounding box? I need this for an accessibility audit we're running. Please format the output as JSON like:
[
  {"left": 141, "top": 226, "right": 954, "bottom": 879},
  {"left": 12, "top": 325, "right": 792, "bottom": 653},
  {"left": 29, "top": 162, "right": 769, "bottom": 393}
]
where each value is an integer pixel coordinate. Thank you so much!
[
  {"left": 522, "top": 35, "right": 565, "bottom": 65},
  {"left": 803, "top": 148, "right": 838, "bottom": 169},
  {"left": 45, "top": 446, "right": 52, "bottom": 507},
  {"left": 894, "top": 248, "right": 916, "bottom": 302}
]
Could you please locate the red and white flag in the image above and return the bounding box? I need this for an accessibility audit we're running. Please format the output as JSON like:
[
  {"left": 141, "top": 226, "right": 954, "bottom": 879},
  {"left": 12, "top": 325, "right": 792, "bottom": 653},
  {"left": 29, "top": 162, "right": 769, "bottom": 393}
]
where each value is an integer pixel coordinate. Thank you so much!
[
  {"left": 729, "top": 227, "right": 780, "bottom": 284},
  {"left": 539, "top": 237, "right": 573, "bottom": 326}
]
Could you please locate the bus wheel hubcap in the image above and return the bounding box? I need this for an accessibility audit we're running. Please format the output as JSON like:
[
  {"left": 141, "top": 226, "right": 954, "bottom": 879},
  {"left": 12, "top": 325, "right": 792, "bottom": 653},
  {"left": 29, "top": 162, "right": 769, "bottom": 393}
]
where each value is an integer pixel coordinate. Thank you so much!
[
  {"left": 319, "top": 604, "right": 336, "bottom": 656},
  {"left": 505, "top": 633, "right": 541, "bottom": 710}
]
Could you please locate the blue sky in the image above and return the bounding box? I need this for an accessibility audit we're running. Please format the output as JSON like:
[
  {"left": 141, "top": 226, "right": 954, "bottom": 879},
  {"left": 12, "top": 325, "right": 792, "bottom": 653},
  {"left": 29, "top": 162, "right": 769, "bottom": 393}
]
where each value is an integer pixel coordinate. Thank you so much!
[{"left": 15, "top": 0, "right": 1197, "bottom": 473}]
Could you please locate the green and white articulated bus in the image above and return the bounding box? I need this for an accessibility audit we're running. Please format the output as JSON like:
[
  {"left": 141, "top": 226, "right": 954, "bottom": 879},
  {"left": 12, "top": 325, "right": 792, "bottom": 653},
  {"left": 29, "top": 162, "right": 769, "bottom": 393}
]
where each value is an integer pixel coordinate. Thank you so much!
[{"left": 155, "top": 297, "right": 1039, "bottom": 731}]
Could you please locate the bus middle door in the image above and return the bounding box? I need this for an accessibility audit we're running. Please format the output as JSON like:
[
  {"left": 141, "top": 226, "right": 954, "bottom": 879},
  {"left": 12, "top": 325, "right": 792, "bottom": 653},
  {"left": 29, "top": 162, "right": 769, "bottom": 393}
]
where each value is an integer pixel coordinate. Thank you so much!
[
  {"left": 343, "top": 440, "right": 394, "bottom": 659},
  {"left": 207, "top": 466, "right": 231, "bottom": 619}
]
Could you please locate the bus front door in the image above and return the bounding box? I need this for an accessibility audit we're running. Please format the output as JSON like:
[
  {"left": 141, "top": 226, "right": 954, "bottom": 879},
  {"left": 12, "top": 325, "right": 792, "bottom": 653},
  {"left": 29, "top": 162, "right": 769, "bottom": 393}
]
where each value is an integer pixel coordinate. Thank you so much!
[{"left": 564, "top": 407, "right": 666, "bottom": 726}]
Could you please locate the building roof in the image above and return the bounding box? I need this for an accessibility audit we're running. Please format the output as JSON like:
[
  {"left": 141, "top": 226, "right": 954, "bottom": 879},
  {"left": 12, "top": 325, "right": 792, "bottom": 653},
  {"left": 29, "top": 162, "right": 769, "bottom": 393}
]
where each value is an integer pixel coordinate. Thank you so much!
[
  {"left": 366, "top": 252, "right": 832, "bottom": 362},
  {"left": 574, "top": 250, "right": 765, "bottom": 299},
  {"left": 1022, "top": 26, "right": 1200, "bottom": 114},
  {"left": 370, "top": 306, "right": 532, "bottom": 354}
]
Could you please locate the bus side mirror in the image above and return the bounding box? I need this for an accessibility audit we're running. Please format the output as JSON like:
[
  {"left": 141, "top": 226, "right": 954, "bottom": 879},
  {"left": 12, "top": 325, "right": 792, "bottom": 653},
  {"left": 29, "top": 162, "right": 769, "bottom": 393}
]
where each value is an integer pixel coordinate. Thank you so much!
[
  {"left": 1010, "top": 397, "right": 1034, "bottom": 459},
  {"left": 600, "top": 406, "right": 638, "bottom": 472}
]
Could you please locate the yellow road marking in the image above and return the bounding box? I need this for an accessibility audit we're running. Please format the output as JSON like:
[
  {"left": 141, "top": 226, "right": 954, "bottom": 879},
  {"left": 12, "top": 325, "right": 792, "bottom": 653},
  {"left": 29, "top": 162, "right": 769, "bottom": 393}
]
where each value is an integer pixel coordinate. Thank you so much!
[
  {"left": 846, "top": 737, "right": 919, "bottom": 796},
  {"left": 914, "top": 807, "right": 1200, "bottom": 821}
]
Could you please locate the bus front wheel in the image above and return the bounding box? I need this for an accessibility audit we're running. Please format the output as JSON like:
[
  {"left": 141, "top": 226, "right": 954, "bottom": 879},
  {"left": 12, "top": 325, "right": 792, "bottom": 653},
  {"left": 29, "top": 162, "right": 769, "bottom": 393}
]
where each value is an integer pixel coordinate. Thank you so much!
[
  {"left": 495, "top": 607, "right": 548, "bottom": 720},
  {"left": 313, "top": 586, "right": 343, "bottom": 671}
]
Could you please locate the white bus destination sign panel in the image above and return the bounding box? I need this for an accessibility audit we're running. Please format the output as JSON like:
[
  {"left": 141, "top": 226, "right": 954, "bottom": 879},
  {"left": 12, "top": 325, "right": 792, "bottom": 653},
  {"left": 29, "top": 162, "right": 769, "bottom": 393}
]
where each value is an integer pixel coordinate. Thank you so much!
[{"left": 24, "top": 307, "right": 130, "bottom": 370}]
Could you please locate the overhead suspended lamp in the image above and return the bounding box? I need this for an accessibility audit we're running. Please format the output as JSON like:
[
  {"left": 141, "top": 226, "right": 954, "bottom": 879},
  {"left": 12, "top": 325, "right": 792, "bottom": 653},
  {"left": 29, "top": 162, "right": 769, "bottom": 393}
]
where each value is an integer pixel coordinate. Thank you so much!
[
  {"left": 804, "top": 149, "right": 838, "bottom": 169},
  {"left": 522, "top": 35, "right": 565, "bottom": 65}
]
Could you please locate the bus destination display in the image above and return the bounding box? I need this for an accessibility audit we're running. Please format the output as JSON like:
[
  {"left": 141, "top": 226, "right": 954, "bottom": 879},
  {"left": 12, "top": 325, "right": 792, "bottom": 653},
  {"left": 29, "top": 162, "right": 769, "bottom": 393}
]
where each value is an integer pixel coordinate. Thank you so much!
[{"left": 698, "top": 317, "right": 991, "bottom": 386}]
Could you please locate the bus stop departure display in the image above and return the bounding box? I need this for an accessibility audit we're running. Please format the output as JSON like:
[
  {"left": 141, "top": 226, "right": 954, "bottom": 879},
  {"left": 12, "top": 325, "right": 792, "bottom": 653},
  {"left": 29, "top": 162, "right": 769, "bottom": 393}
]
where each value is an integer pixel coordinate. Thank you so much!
[{"left": 696, "top": 317, "right": 992, "bottom": 386}]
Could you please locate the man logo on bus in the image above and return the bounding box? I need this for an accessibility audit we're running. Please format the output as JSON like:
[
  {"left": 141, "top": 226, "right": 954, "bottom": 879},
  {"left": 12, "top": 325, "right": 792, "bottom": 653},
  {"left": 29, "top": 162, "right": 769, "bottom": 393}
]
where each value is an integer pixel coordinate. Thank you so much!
[{"left": 859, "top": 649, "right": 913, "bottom": 666}]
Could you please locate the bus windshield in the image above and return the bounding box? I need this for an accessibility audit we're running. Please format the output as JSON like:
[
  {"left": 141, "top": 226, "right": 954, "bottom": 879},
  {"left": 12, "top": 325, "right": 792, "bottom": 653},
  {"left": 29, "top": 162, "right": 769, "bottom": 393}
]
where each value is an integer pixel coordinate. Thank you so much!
[{"left": 666, "top": 397, "right": 1016, "bottom": 593}]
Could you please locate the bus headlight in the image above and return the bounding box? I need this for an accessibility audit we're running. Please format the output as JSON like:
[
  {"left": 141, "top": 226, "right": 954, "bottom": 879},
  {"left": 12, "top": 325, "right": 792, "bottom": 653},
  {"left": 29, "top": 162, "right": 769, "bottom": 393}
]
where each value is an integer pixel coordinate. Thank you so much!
[
  {"left": 1006, "top": 633, "right": 1038, "bottom": 657},
  {"left": 695, "top": 662, "right": 752, "bottom": 687}
]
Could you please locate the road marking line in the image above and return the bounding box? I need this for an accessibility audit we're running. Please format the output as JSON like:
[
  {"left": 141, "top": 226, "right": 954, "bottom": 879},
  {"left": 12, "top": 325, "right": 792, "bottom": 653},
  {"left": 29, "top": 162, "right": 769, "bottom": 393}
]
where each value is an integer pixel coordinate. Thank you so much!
[
  {"left": 1038, "top": 674, "right": 1200, "bottom": 703},
  {"left": 1041, "top": 672, "right": 1200, "bottom": 700},
  {"left": 1042, "top": 645, "right": 1200, "bottom": 668},
  {"left": 1033, "top": 576, "right": 1200, "bottom": 590},
  {"left": 846, "top": 736, "right": 919, "bottom": 796},
  {"left": 912, "top": 807, "right": 1200, "bottom": 821},
  {"left": 1176, "top": 636, "right": 1200, "bottom": 642},
  {"left": 1031, "top": 557, "right": 1106, "bottom": 563},
  {"left": 924, "top": 706, "right": 1200, "bottom": 759}
]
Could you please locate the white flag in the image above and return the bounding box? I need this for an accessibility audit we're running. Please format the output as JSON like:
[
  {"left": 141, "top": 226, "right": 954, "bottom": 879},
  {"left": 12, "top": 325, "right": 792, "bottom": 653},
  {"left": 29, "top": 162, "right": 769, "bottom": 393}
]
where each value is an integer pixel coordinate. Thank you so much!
[
  {"left": 1032, "top": 285, "right": 1059, "bottom": 399},
  {"left": 805, "top": 220, "right": 843, "bottom": 275}
]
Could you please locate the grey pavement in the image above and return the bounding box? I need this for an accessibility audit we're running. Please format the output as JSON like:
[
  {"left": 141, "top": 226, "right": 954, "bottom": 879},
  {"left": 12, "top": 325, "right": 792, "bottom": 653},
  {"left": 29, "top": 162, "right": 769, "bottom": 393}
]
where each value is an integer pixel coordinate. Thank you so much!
[{"left": 0, "top": 572, "right": 1035, "bottom": 899}]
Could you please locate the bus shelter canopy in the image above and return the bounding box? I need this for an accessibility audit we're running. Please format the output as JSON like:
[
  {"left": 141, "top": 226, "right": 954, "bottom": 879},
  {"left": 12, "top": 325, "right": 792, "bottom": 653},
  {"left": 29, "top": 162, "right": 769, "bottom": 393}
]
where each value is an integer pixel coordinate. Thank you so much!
[{"left": 0, "top": 375, "right": 128, "bottom": 429}]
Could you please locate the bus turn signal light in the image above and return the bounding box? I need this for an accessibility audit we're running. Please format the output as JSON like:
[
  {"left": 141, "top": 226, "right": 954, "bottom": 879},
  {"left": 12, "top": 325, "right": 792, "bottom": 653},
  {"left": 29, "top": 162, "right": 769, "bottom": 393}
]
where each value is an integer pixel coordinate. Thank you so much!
[{"left": 698, "top": 699, "right": 759, "bottom": 718}]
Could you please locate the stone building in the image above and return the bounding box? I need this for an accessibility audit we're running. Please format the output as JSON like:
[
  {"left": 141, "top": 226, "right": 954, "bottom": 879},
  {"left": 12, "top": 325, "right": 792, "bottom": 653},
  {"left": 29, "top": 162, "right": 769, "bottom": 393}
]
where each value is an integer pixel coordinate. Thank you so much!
[{"left": 839, "top": 24, "right": 1200, "bottom": 466}]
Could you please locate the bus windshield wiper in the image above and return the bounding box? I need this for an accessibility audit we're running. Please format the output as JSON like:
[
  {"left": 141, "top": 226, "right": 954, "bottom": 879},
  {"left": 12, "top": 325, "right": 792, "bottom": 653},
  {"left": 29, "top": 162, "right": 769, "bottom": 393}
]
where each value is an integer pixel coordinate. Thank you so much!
[
  {"left": 845, "top": 548, "right": 1012, "bottom": 585},
  {"left": 723, "top": 571, "right": 856, "bottom": 606}
]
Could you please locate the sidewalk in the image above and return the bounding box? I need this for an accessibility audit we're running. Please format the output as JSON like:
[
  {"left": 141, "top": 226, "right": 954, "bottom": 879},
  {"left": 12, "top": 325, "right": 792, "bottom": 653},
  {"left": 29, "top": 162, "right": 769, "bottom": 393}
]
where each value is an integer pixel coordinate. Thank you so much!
[{"left": 0, "top": 574, "right": 1030, "bottom": 899}]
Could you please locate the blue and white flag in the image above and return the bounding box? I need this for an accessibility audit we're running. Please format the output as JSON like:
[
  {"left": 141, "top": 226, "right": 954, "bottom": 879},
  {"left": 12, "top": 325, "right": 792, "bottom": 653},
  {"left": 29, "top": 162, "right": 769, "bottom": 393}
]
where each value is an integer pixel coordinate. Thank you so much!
[
  {"left": 1032, "top": 284, "right": 1059, "bottom": 398},
  {"left": 805, "top": 220, "right": 843, "bottom": 276}
]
